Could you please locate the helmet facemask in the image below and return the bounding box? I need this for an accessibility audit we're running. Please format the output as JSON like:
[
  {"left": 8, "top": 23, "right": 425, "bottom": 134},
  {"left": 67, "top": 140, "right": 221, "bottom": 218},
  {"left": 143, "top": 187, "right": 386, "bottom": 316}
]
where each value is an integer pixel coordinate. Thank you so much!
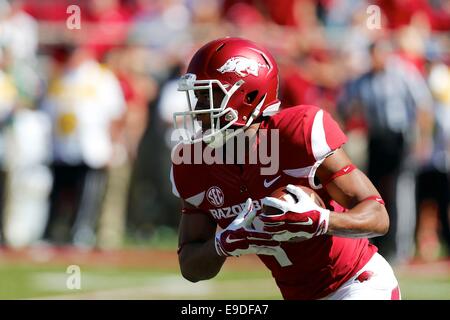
[{"left": 174, "top": 73, "right": 265, "bottom": 148}]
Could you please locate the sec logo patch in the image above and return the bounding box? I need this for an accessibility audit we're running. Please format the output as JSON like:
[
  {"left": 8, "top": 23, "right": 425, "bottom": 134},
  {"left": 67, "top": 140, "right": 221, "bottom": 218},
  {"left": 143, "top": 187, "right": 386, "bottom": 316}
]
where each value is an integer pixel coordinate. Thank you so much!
[{"left": 207, "top": 186, "right": 224, "bottom": 207}]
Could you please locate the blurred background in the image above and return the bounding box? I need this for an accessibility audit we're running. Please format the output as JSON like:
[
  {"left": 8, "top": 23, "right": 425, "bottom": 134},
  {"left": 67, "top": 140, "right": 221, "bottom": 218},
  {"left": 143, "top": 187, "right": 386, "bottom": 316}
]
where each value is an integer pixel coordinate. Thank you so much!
[{"left": 0, "top": 0, "right": 448, "bottom": 299}]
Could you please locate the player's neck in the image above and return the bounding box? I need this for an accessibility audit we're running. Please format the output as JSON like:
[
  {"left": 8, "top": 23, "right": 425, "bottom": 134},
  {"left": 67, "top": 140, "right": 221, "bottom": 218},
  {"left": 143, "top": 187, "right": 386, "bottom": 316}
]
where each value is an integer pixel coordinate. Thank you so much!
[
  {"left": 245, "top": 122, "right": 261, "bottom": 137},
  {"left": 223, "top": 122, "right": 261, "bottom": 166}
]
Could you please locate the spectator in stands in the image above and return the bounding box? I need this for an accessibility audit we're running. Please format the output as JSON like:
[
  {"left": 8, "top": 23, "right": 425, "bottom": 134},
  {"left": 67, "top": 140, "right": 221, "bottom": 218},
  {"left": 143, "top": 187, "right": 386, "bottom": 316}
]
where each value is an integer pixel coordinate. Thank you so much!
[
  {"left": 41, "top": 46, "right": 126, "bottom": 248},
  {"left": 337, "top": 39, "right": 434, "bottom": 264},
  {"left": 0, "top": 0, "right": 51, "bottom": 248},
  {"left": 415, "top": 57, "right": 450, "bottom": 261},
  {"left": 97, "top": 46, "right": 156, "bottom": 248},
  {"left": 0, "top": 44, "right": 16, "bottom": 244}
]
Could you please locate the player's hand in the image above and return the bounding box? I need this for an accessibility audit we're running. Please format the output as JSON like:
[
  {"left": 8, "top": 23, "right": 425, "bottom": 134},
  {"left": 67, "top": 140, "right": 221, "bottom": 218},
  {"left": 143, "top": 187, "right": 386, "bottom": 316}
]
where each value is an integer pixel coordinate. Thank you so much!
[
  {"left": 259, "top": 184, "right": 330, "bottom": 241},
  {"left": 215, "top": 198, "right": 280, "bottom": 257}
]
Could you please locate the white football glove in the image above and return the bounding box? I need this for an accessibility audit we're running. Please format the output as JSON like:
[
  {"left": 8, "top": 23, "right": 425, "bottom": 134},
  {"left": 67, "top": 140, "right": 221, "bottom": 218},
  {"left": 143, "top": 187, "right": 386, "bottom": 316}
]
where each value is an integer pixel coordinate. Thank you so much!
[
  {"left": 260, "top": 184, "right": 330, "bottom": 241},
  {"left": 215, "top": 198, "right": 281, "bottom": 257}
]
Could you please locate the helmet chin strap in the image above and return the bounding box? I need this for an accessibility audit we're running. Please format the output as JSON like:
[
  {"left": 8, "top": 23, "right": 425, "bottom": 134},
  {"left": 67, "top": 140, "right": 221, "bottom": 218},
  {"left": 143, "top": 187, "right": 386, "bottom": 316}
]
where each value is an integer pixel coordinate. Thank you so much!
[
  {"left": 246, "top": 94, "right": 266, "bottom": 126},
  {"left": 206, "top": 94, "right": 267, "bottom": 149}
]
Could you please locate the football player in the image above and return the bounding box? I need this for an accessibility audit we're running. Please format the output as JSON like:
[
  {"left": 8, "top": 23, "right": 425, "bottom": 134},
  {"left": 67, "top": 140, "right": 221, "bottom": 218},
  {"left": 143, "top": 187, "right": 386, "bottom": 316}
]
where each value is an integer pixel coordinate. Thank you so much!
[{"left": 170, "top": 37, "right": 401, "bottom": 300}]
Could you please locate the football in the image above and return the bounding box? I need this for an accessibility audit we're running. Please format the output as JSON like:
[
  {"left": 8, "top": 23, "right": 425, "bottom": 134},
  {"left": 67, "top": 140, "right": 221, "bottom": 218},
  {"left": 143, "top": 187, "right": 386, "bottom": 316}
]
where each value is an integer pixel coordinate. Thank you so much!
[
  {"left": 259, "top": 185, "right": 326, "bottom": 243},
  {"left": 262, "top": 185, "right": 326, "bottom": 216}
]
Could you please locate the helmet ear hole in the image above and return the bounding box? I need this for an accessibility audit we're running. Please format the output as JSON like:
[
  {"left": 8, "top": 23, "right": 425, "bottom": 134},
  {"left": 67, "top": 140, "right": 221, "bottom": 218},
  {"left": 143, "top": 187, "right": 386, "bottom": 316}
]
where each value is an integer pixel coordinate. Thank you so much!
[{"left": 245, "top": 90, "right": 259, "bottom": 104}]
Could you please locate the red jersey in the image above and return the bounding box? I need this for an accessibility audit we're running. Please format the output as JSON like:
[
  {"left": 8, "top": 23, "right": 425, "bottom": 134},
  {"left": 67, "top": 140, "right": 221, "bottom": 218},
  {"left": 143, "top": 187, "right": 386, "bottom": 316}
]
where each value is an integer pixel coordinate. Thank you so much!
[{"left": 171, "top": 105, "right": 377, "bottom": 299}]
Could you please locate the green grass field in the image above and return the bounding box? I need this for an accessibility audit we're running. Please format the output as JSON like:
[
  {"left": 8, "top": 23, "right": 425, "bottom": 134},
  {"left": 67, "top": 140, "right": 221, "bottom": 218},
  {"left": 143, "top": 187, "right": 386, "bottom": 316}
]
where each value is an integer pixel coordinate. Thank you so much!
[
  {"left": 0, "top": 263, "right": 280, "bottom": 299},
  {"left": 0, "top": 250, "right": 448, "bottom": 300}
]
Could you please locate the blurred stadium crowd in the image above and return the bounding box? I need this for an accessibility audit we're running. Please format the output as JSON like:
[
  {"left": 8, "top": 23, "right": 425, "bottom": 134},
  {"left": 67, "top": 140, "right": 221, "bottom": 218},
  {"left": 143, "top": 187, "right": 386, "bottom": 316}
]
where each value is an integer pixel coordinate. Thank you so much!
[{"left": 0, "top": 0, "right": 448, "bottom": 265}]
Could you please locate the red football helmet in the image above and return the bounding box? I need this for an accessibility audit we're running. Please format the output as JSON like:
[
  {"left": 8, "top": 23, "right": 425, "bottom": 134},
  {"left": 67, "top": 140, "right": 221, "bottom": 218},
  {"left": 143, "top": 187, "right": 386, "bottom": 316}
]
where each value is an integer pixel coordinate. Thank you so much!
[{"left": 174, "top": 37, "right": 280, "bottom": 147}]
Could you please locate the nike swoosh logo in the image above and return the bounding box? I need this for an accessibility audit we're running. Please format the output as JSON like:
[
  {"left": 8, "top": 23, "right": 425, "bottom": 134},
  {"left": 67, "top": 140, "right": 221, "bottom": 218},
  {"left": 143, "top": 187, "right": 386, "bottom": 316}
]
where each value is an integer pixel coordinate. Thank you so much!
[
  {"left": 343, "top": 166, "right": 350, "bottom": 173},
  {"left": 264, "top": 175, "right": 281, "bottom": 188},
  {"left": 292, "top": 217, "right": 313, "bottom": 226},
  {"left": 225, "top": 235, "right": 242, "bottom": 244}
]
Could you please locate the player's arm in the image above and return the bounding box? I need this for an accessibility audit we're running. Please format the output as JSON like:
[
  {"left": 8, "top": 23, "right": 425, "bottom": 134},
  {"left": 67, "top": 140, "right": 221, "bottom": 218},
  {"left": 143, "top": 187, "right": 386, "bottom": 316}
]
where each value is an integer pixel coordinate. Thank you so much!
[
  {"left": 316, "top": 148, "right": 389, "bottom": 238},
  {"left": 178, "top": 198, "right": 280, "bottom": 282},
  {"left": 178, "top": 200, "right": 225, "bottom": 283},
  {"left": 260, "top": 148, "right": 388, "bottom": 241},
  {"left": 260, "top": 107, "right": 388, "bottom": 241}
]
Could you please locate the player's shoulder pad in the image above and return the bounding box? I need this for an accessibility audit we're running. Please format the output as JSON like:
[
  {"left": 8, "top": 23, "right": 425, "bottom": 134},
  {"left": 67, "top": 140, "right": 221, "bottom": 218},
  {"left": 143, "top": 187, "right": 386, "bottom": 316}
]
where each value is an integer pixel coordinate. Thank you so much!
[
  {"left": 266, "top": 104, "right": 320, "bottom": 132},
  {"left": 266, "top": 105, "right": 347, "bottom": 161}
]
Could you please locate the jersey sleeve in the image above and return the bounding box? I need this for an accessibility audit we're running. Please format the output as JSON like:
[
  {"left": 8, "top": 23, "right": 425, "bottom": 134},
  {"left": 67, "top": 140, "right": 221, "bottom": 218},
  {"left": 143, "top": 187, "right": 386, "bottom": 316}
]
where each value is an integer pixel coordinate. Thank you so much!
[
  {"left": 307, "top": 107, "right": 347, "bottom": 161},
  {"left": 272, "top": 105, "right": 347, "bottom": 165},
  {"left": 170, "top": 163, "right": 211, "bottom": 215},
  {"left": 170, "top": 142, "right": 193, "bottom": 200},
  {"left": 170, "top": 143, "right": 211, "bottom": 215},
  {"left": 303, "top": 107, "right": 348, "bottom": 189},
  {"left": 269, "top": 105, "right": 348, "bottom": 189},
  {"left": 170, "top": 164, "right": 181, "bottom": 198}
]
